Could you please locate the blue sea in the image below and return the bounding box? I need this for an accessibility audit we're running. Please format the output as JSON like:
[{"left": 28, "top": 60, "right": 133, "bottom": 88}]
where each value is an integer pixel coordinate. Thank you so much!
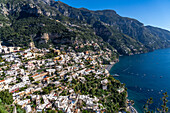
[{"left": 110, "top": 48, "right": 170, "bottom": 113}]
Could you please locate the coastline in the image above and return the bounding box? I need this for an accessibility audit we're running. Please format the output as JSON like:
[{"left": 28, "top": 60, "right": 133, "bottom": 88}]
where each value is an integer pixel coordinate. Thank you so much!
[
  {"left": 129, "top": 106, "right": 138, "bottom": 113},
  {"left": 107, "top": 62, "right": 139, "bottom": 113},
  {"left": 132, "top": 106, "right": 138, "bottom": 113},
  {"left": 105, "top": 64, "right": 114, "bottom": 71}
]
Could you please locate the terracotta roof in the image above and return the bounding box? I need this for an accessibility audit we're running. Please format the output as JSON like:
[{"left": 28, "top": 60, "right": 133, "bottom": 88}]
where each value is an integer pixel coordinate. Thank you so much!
[
  {"left": 32, "top": 72, "right": 48, "bottom": 78},
  {"left": 23, "top": 53, "right": 27, "bottom": 56},
  {"left": 85, "top": 69, "right": 92, "bottom": 72},
  {"left": 44, "top": 77, "right": 50, "bottom": 80},
  {"left": 0, "top": 80, "right": 5, "bottom": 82},
  {"left": 73, "top": 67, "right": 76, "bottom": 69},
  {"left": 31, "top": 73, "right": 39, "bottom": 77}
]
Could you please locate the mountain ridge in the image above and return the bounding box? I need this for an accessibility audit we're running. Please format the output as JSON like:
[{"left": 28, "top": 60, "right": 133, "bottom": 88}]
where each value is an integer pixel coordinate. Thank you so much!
[{"left": 0, "top": 0, "right": 170, "bottom": 55}]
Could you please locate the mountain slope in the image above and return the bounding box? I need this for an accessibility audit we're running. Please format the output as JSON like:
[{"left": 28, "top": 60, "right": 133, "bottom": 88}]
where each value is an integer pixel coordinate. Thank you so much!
[
  {"left": 0, "top": 0, "right": 170, "bottom": 55},
  {"left": 49, "top": 1, "right": 170, "bottom": 52}
]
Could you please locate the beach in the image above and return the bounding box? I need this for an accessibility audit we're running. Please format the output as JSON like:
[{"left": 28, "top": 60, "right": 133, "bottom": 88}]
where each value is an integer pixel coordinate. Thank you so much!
[{"left": 105, "top": 64, "right": 114, "bottom": 71}]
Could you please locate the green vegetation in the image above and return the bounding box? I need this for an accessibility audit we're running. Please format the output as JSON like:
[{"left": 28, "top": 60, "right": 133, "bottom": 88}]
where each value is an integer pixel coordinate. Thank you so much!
[
  {"left": 42, "top": 84, "right": 56, "bottom": 94},
  {"left": 0, "top": 0, "right": 169, "bottom": 55},
  {"left": 144, "top": 92, "right": 169, "bottom": 113},
  {"left": 0, "top": 0, "right": 170, "bottom": 112},
  {"left": 0, "top": 101, "right": 8, "bottom": 113},
  {"left": 71, "top": 74, "right": 126, "bottom": 112},
  {"left": 0, "top": 90, "right": 13, "bottom": 105},
  {"left": 0, "top": 15, "right": 74, "bottom": 48},
  {"left": 0, "top": 90, "right": 25, "bottom": 112},
  {"left": 157, "top": 92, "right": 169, "bottom": 113},
  {"left": 144, "top": 97, "right": 153, "bottom": 113}
]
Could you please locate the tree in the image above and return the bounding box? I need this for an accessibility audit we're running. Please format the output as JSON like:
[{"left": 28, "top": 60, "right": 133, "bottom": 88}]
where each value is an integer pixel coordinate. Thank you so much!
[
  {"left": 144, "top": 92, "right": 169, "bottom": 113},
  {"left": 0, "top": 90, "right": 13, "bottom": 105},
  {"left": 58, "top": 110, "right": 64, "bottom": 113},
  {"left": 157, "top": 92, "right": 169, "bottom": 113},
  {"left": 29, "top": 77, "right": 34, "bottom": 82},
  {"left": 82, "top": 110, "right": 89, "bottom": 113},
  {"left": 40, "top": 97, "right": 44, "bottom": 104},
  {"left": 143, "top": 97, "right": 153, "bottom": 113},
  {"left": 42, "top": 88, "right": 50, "bottom": 94},
  {"left": 72, "top": 78, "right": 77, "bottom": 84}
]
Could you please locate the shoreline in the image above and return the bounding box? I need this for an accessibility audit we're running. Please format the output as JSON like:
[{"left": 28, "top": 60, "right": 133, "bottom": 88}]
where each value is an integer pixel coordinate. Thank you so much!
[
  {"left": 131, "top": 106, "right": 138, "bottom": 113},
  {"left": 107, "top": 62, "right": 139, "bottom": 113},
  {"left": 105, "top": 64, "right": 114, "bottom": 71},
  {"left": 126, "top": 105, "right": 138, "bottom": 113}
]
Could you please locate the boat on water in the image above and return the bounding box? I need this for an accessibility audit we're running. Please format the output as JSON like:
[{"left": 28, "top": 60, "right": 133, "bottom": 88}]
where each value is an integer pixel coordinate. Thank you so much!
[{"left": 113, "top": 74, "right": 119, "bottom": 77}]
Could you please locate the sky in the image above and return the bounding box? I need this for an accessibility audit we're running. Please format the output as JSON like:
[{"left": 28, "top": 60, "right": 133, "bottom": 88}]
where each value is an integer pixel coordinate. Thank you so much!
[{"left": 58, "top": 0, "right": 170, "bottom": 31}]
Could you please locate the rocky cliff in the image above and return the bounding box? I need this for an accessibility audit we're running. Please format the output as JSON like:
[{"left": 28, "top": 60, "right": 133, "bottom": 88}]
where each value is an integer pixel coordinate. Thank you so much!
[{"left": 0, "top": 0, "right": 170, "bottom": 55}]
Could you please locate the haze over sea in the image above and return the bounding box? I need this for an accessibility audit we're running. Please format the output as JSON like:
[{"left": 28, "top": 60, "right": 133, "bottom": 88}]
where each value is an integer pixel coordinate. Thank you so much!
[{"left": 110, "top": 48, "right": 170, "bottom": 113}]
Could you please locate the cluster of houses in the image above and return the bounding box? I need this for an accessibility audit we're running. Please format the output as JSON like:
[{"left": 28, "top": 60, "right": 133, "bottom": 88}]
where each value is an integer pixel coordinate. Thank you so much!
[
  {"left": 0, "top": 43, "right": 125, "bottom": 113},
  {"left": 0, "top": 41, "right": 21, "bottom": 54}
]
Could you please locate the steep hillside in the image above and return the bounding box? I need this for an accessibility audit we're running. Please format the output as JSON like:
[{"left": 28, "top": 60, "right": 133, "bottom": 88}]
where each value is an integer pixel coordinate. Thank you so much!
[
  {"left": 50, "top": 1, "right": 170, "bottom": 52},
  {"left": 93, "top": 21, "right": 148, "bottom": 55},
  {"left": 0, "top": 0, "right": 114, "bottom": 48},
  {"left": 0, "top": 0, "right": 170, "bottom": 55}
]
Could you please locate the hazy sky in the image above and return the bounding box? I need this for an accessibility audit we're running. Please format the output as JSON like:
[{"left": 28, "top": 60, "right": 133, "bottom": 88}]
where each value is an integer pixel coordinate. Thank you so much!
[{"left": 58, "top": 0, "right": 170, "bottom": 31}]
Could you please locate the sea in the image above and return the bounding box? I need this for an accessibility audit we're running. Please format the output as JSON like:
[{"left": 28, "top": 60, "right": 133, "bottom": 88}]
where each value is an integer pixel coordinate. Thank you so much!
[{"left": 110, "top": 48, "right": 170, "bottom": 113}]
